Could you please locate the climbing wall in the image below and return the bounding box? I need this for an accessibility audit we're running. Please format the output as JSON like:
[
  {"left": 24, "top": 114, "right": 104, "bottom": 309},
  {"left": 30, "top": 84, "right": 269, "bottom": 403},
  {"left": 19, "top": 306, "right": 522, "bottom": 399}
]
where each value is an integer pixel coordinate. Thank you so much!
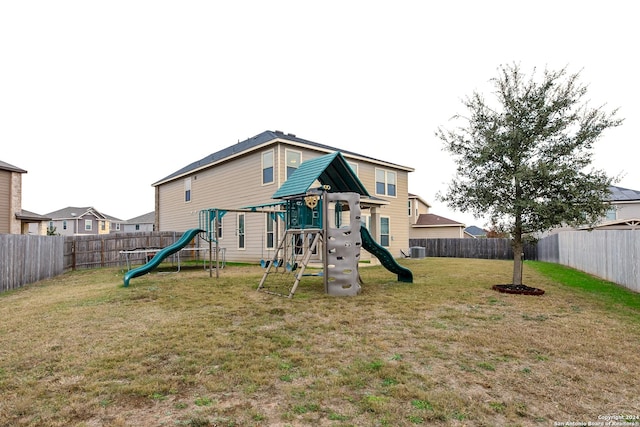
[{"left": 325, "top": 192, "right": 362, "bottom": 296}]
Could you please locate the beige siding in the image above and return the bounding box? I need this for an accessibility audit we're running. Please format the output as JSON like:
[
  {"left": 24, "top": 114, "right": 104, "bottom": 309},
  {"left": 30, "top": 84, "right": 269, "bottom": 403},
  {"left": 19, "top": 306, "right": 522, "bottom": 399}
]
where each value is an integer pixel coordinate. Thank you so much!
[
  {"left": 410, "top": 226, "right": 465, "bottom": 239},
  {"left": 157, "top": 141, "right": 412, "bottom": 263},
  {"left": 613, "top": 202, "right": 640, "bottom": 219}
]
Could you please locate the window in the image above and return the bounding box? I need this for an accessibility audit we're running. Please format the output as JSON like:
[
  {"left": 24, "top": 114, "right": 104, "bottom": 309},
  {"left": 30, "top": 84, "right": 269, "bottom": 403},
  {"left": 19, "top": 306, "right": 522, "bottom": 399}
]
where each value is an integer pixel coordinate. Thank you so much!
[
  {"left": 347, "top": 161, "right": 359, "bottom": 176},
  {"left": 266, "top": 214, "right": 275, "bottom": 249},
  {"left": 605, "top": 207, "right": 617, "bottom": 221},
  {"left": 238, "top": 213, "right": 245, "bottom": 249},
  {"left": 135, "top": 224, "right": 140, "bottom": 231},
  {"left": 408, "top": 200, "right": 412, "bottom": 216},
  {"left": 63, "top": 220, "right": 67, "bottom": 230},
  {"left": 85, "top": 220, "right": 92, "bottom": 231},
  {"left": 375, "top": 169, "right": 396, "bottom": 197},
  {"left": 380, "top": 217, "right": 390, "bottom": 247},
  {"left": 115, "top": 223, "right": 121, "bottom": 231},
  {"left": 100, "top": 221, "right": 105, "bottom": 231},
  {"left": 184, "top": 178, "right": 192, "bottom": 202},
  {"left": 286, "top": 149, "right": 301, "bottom": 179},
  {"left": 217, "top": 217, "right": 223, "bottom": 240},
  {"left": 262, "top": 150, "right": 274, "bottom": 184}
]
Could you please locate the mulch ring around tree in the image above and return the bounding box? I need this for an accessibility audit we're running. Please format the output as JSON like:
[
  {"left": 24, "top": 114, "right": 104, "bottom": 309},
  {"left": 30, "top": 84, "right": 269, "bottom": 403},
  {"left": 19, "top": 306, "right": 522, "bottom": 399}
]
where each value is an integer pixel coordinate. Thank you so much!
[{"left": 492, "top": 284, "right": 545, "bottom": 296}]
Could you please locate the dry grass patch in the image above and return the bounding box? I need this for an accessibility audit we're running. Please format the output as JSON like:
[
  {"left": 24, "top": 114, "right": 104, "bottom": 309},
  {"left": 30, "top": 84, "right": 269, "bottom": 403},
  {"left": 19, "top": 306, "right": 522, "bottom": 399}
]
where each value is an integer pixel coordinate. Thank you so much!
[{"left": 1, "top": 258, "right": 639, "bottom": 426}]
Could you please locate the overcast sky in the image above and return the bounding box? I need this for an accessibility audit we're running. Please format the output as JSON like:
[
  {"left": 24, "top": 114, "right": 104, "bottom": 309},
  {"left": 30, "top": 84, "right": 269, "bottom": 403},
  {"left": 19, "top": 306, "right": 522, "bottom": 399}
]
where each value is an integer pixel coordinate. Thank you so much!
[{"left": 1, "top": 1, "right": 637, "bottom": 227}]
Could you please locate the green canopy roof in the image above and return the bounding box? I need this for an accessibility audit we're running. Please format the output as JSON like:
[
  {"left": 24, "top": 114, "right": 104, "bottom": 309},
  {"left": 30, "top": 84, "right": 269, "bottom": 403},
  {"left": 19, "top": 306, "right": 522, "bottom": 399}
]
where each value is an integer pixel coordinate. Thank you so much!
[{"left": 272, "top": 152, "right": 371, "bottom": 199}]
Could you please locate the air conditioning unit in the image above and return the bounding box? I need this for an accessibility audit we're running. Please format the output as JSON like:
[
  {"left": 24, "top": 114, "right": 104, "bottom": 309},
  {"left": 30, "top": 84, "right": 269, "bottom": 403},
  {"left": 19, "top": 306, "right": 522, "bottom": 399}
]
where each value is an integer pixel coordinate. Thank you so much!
[{"left": 410, "top": 246, "right": 426, "bottom": 259}]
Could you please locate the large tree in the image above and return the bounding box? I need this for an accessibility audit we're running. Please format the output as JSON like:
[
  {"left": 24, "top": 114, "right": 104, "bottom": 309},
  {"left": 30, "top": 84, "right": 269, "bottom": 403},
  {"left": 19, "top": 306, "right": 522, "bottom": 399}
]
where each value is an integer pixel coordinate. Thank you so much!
[{"left": 437, "top": 63, "right": 623, "bottom": 286}]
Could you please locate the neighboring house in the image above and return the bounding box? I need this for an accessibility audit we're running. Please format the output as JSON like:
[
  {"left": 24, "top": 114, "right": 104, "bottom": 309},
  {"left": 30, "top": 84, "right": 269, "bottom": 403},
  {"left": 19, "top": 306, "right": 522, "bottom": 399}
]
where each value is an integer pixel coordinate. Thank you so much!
[
  {"left": 0, "top": 160, "right": 50, "bottom": 234},
  {"left": 152, "top": 130, "right": 414, "bottom": 262},
  {"left": 592, "top": 185, "right": 640, "bottom": 230},
  {"left": 45, "top": 207, "right": 123, "bottom": 236},
  {"left": 540, "top": 185, "right": 640, "bottom": 236},
  {"left": 408, "top": 193, "right": 466, "bottom": 238},
  {"left": 464, "top": 225, "right": 487, "bottom": 238},
  {"left": 122, "top": 211, "right": 155, "bottom": 233}
]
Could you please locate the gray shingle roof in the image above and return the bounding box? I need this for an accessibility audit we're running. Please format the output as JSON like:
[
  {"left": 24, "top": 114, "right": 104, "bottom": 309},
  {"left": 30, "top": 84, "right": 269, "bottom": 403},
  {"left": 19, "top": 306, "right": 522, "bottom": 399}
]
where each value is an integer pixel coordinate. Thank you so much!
[
  {"left": 0, "top": 160, "right": 27, "bottom": 173},
  {"left": 609, "top": 185, "right": 640, "bottom": 202},
  {"left": 153, "top": 130, "right": 412, "bottom": 186},
  {"left": 45, "top": 206, "right": 122, "bottom": 222}
]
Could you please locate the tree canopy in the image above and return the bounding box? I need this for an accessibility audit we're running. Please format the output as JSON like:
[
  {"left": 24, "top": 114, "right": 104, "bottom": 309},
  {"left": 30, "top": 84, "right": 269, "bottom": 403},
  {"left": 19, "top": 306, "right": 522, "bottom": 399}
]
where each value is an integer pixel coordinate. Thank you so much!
[{"left": 436, "top": 63, "right": 623, "bottom": 285}]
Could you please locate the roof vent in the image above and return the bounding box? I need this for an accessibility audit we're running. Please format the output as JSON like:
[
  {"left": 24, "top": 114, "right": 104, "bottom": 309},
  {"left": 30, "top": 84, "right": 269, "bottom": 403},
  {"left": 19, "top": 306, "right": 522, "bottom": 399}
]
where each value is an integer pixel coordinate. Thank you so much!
[
  {"left": 288, "top": 133, "right": 296, "bottom": 137},
  {"left": 275, "top": 130, "right": 284, "bottom": 134}
]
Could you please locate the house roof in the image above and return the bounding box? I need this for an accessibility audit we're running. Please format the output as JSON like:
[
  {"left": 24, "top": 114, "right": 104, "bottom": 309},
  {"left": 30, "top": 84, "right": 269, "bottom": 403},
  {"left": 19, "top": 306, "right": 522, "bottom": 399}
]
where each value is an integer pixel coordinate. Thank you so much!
[
  {"left": 126, "top": 211, "right": 155, "bottom": 224},
  {"left": 408, "top": 193, "right": 431, "bottom": 208},
  {"left": 15, "top": 209, "right": 51, "bottom": 222},
  {"left": 0, "top": 160, "right": 27, "bottom": 174},
  {"left": 609, "top": 185, "right": 640, "bottom": 202},
  {"left": 45, "top": 206, "right": 123, "bottom": 222},
  {"left": 272, "top": 152, "right": 370, "bottom": 199},
  {"left": 464, "top": 225, "right": 487, "bottom": 236},
  {"left": 413, "top": 213, "right": 464, "bottom": 228},
  {"left": 153, "top": 130, "right": 414, "bottom": 186}
]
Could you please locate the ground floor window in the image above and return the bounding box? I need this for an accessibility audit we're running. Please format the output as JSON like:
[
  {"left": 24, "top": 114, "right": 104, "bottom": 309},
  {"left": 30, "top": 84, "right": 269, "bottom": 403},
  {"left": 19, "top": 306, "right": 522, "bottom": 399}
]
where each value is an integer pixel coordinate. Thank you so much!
[{"left": 380, "top": 217, "right": 390, "bottom": 247}]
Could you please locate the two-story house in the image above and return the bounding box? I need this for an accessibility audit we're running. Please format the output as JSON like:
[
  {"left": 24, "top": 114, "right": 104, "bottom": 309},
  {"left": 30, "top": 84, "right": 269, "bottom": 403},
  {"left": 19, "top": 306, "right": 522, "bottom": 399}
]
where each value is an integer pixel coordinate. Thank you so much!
[
  {"left": 152, "top": 130, "right": 414, "bottom": 263},
  {"left": 408, "top": 193, "right": 466, "bottom": 238},
  {"left": 1, "top": 160, "right": 50, "bottom": 234},
  {"left": 45, "top": 207, "right": 123, "bottom": 236},
  {"left": 122, "top": 211, "right": 155, "bottom": 233}
]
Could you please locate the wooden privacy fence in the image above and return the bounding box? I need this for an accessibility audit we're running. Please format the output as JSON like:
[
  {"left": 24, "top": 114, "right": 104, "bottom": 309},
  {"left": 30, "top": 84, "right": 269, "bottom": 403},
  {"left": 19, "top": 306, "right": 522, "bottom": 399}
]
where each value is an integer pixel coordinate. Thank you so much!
[
  {"left": 63, "top": 231, "right": 203, "bottom": 270},
  {"left": 0, "top": 234, "right": 65, "bottom": 292},
  {"left": 409, "top": 238, "right": 537, "bottom": 260}
]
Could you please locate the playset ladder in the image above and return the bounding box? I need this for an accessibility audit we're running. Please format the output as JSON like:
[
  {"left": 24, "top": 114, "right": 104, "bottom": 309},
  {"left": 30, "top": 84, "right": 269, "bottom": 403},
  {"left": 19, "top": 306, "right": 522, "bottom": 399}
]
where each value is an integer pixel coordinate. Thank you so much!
[{"left": 257, "top": 229, "right": 323, "bottom": 298}]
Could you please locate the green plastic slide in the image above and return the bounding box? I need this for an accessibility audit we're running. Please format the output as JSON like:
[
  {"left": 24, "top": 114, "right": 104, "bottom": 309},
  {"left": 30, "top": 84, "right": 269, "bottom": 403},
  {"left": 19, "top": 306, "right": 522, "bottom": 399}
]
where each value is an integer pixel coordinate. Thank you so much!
[
  {"left": 123, "top": 228, "right": 204, "bottom": 287},
  {"left": 360, "top": 225, "right": 413, "bottom": 283}
]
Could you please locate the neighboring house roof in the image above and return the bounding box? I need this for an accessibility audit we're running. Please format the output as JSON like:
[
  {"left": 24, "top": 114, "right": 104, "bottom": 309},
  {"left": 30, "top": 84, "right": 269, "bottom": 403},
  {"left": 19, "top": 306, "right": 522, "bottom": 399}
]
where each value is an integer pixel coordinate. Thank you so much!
[
  {"left": 126, "top": 211, "right": 155, "bottom": 224},
  {"left": 153, "top": 130, "right": 414, "bottom": 186},
  {"left": 0, "top": 160, "right": 27, "bottom": 173},
  {"left": 15, "top": 209, "right": 51, "bottom": 221},
  {"left": 408, "top": 193, "right": 431, "bottom": 208},
  {"left": 464, "top": 225, "right": 487, "bottom": 237},
  {"left": 272, "top": 152, "right": 370, "bottom": 199},
  {"left": 45, "top": 206, "right": 123, "bottom": 222},
  {"left": 608, "top": 185, "right": 640, "bottom": 202},
  {"left": 413, "top": 213, "right": 464, "bottom": 228}
]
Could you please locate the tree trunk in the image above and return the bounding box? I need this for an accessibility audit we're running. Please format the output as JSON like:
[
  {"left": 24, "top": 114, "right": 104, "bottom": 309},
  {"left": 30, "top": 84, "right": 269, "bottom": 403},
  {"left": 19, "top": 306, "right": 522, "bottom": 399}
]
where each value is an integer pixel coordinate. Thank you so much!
[{"left": 512, "top": 238, "right": 523, "bottom": 286}]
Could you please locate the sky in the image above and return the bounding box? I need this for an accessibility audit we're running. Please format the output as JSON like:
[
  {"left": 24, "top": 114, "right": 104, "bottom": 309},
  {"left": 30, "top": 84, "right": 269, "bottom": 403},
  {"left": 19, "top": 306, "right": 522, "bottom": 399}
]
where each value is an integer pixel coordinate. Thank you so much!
[{"left": 1, "top": 1, "right": 638, "bottom": 228}]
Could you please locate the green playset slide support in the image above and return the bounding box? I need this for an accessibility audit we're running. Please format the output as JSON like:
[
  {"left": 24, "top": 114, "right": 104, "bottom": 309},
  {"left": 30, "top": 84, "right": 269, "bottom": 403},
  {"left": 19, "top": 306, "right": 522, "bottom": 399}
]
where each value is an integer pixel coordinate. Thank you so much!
[
  {"left": 360, "top": 225, "right": 413, "bottom": 283},
  {"left": 123, "top": 228, "right": 204, "bottom": 287}
]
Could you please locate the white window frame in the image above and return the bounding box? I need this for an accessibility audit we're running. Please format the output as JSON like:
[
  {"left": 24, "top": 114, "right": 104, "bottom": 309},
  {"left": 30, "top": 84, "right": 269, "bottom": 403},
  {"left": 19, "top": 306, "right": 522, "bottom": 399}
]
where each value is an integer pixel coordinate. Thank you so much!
[
  {"left": 380, "top": 216, "right": 390, "bottom": 247},
  {"left": 85, "top": 220, "right": 92, "bottom": 231},
  {"left": 237, "top": 213, "right": 245, "bottom": 250},
  {"left": 266, "top": 214, "right": 276, "bottom": 249},
  {"left": 184, "top": 177, "right": 192, "bottom": 203},
  {"left": 375, "top": 168, "right": 397, "bottom": 197},
  {"left": 285, "top": 149, "right": 302, "bottom": 179},
  {"left": 262, "top": 150, "right": 274, "bottom": 185}
]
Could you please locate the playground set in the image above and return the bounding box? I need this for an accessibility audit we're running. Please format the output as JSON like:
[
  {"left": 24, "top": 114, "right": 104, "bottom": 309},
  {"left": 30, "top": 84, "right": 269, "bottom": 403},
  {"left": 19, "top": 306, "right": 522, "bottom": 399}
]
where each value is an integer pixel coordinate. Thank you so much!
[{"left": 122, "top": 152, "right": 412, "bottom": 297}]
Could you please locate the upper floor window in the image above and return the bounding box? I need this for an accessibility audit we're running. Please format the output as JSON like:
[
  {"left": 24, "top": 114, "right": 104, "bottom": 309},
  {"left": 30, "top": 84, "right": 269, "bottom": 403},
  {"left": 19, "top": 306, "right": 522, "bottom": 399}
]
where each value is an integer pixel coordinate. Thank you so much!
[
  {"left": 85, "top": 220, "right": 92, "bottom": 231},
  {"left": 262, "top": 150, "right": 274, "bottom": 184},
  {"left": 408, "top": 200, "right": 412, "bottom": 216},
  {"left": 135, "top": 224, "right": 140, "bottom": 231},
  {"left": 347, "top": 161, "right": 359, "bottom": 176},
  {"left": 63, "top": 220, "right": 67, "bottom": 230},
  {"left": 184, "top": 178, "right": 192, "bottom": 202},
  {"left": 286, "top": 149, "right": 301, "bottom": 179},
  {"left": 115, "top": 223, "right": 121, "bottom": 231},
  {"left": 375, "top": 169, "right": 396, "bottom": 197}
]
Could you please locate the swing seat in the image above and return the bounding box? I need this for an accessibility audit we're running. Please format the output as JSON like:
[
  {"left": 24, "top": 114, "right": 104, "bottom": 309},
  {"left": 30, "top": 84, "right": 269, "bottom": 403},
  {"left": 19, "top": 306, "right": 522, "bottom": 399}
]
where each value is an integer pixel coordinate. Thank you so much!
[
  {"left": 286, "top": 262, "right": 298, "bottom": 272},
  {"left": 260, "top": 259, "right": 270, "bottom": 268}
]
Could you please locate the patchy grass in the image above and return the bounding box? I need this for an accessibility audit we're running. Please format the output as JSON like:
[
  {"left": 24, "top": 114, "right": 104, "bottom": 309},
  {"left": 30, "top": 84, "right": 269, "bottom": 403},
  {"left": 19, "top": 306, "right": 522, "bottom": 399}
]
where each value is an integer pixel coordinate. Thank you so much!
[{"left": 1, "top": 258, "right": 639, "bottom": 426}]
